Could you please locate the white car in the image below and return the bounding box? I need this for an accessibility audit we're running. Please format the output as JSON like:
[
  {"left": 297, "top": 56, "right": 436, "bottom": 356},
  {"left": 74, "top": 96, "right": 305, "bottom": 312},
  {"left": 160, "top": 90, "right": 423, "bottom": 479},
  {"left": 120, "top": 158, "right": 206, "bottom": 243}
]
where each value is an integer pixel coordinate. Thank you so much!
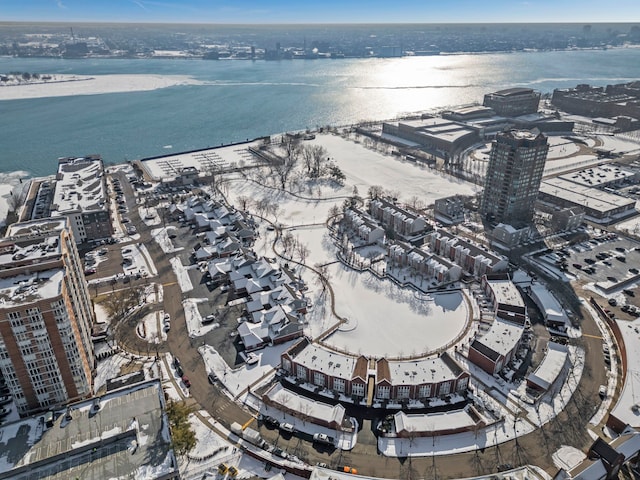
[
  {"left": 599, "top": 385, "right": 607, "bottom": 398},
  {"left": 279, "top": 422, "right": 295, "bottom": 433},
  {"left": 246, "top": 353, "right": 259, "bottom": 365}
]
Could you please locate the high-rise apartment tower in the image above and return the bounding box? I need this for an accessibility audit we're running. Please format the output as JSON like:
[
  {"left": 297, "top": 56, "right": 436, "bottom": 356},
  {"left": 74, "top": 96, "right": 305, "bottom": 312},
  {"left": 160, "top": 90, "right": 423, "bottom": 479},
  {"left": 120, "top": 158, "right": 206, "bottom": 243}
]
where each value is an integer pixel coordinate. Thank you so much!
[
  {"left": 481, "top": 130, "right": 549, "bottom": 226},
  {"left": 0, "top": 218, "right": 95, "bottom": 416}
]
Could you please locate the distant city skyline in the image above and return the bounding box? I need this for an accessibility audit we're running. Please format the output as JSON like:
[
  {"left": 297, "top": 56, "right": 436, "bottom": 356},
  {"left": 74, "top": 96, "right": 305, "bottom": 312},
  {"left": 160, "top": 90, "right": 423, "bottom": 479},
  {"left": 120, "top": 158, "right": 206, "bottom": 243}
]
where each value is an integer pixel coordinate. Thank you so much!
[{"left": 5, "top": 0, "right": 640, "bottom": 24}]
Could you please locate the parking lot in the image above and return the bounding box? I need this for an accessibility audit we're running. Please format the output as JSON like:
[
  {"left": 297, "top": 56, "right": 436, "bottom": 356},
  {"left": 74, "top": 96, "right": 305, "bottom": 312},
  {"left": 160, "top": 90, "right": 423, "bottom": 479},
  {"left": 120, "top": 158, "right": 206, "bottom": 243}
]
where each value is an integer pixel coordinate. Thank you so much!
[{"left": 543, "top": 232, "right": 640, "bottom": 319}]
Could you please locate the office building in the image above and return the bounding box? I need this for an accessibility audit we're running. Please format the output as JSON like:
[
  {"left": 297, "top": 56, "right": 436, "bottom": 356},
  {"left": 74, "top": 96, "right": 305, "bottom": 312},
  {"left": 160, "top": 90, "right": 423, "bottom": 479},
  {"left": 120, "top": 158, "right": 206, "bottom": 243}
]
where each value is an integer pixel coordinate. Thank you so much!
[
  {"left": 483, "top": 87, "right": 541, "bottom": 117},
  {"left": 481, "top": 130, "right": 549, "bottom": 226},
  {"left": 0, "top": 218, "right": 95, "bottom": 416}
]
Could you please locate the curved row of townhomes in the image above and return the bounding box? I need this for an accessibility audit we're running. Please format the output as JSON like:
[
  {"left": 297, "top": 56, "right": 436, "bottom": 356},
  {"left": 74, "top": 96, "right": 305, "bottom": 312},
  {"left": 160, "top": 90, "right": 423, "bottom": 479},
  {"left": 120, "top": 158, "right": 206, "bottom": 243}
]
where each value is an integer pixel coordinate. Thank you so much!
[{"left": 279, "top": 272, "right": 527, "bottom": 404}]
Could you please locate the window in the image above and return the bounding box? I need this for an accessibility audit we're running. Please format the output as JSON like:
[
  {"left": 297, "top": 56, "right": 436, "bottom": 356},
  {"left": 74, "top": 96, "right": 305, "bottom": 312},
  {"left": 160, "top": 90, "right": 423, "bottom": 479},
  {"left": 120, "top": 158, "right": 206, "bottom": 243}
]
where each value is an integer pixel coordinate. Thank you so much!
[
  {"left": 351, "top": 382, "right": 365, "bottom": 397},
  {"left": 439, "top": 381, "right": 451, "bottom": 396},
  {"left": 333, "top": 378, "right": 345, "bottom": 393},
  {"left": 397, "top": 386, "right": 411, "bottom": 399},
  {"left": 296, "top": 364, "right": 306, "bottom": 380},
  {"left": 313, "top": 372, "right": 325, "bottom": 387},
  {"left": 281, "top": 358, "right": 291, "bottom": 373},
  {"left": 418, "top": 384, "right": 432, "bottom": 398},
  {"left": 376, "top": 385, "right": 390, "bottom": 400},
  {"left": 457, "top": 377, "right": 469, "bottom": 391}
]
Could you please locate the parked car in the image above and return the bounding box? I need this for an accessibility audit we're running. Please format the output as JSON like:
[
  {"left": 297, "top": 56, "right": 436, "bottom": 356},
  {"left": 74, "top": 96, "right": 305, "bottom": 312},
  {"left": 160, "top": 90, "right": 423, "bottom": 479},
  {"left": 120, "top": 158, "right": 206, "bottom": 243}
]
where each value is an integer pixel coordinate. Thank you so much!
[
  {"left": 246, "top": 353, "right": 259, "bottom": 365},
  {"left": 202, "top": 314, "right": 217, "bottom": 325},
  {"left": 182, "top": 376, "right": 191, "bottom": 388},
  {"left": 207, "top": 373, "right": 217, "bottom": 384},
  {"left": 173, "top": 356, "right": 181, "bottom": 368},
  {"left": 0, "top": 407, "right": 10, "bottom": 417},
  {"left": 176, "top": 365, "right": 184, "bottom": 377},
  {"left": 261, "top": 416, "right": 279, "bottom": 428},
  {"left": 0, "top": 396, "right": 12, "bottom": 406},
  {"left": 279, "top": 422, "right": 295, "bottom": 433},
  {"left": 599, "top": 385, "right": 607, "bottom": 398},
  {"left": 313, "top": 433, "right": 335, "bottom": 446}
]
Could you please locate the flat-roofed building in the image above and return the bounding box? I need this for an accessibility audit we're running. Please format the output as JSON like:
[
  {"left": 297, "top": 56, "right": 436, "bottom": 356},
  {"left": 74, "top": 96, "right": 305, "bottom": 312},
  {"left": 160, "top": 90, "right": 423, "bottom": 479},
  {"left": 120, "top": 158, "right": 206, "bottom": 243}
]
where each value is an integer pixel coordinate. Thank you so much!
[
  {"left": 0, "top": 379, "right": 179, "bottom": 480},
  {"left": 434, "top": 195, "right": 466, "bottom": 225},
  {"left": 481, "top": 130, "right": 549, "bottom": 227},
  {"left": 469, "top": 274, "right": 527, "bottom": 375},
  {"left": 369, "top": 196, "right": 428, "bottom": 239},
  {"left": 47, "top": 155, "right": 112, "bottom": 244},
  {"left": 529, "top": 283, "right": 570, "bottom": 332},
  {"left": 526, "top": 341, "right": 569, "bottom": 393},
  {"left": 0, "top": 218, "right": 94, "bottom": 416},
  {"left": 483, "top": 88, "right": 541, "bottom": 117},
  {"left": 539, "top": 177, "right": 636, "bottom": 224},
  {"left": 281, "top": 340, "right": 469, "bottom": 404},
  {"left": 381, "top": 117, "right": 479, "bottom": 160}
]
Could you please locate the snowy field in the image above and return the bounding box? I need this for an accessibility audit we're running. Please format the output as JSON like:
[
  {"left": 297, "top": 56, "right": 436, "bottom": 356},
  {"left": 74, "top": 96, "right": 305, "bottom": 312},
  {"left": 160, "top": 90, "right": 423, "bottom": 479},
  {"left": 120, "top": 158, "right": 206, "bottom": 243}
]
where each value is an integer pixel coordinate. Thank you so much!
[
  {"left": 309, "top": 134, "right": 479, "bottom": 203},
  {"left": 324, "top": 264, "right": 469, "bottom": 357},
  {"left": 151, "top": 226, "right": 183, "bottom": 253}
]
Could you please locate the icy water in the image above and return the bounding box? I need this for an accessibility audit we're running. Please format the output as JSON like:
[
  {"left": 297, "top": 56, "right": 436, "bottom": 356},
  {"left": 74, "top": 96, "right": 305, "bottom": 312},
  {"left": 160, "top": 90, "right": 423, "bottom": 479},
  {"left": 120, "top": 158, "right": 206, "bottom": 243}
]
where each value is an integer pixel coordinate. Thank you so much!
[{"left": 1, "top": 48, "right": 640, "bottom": 176}]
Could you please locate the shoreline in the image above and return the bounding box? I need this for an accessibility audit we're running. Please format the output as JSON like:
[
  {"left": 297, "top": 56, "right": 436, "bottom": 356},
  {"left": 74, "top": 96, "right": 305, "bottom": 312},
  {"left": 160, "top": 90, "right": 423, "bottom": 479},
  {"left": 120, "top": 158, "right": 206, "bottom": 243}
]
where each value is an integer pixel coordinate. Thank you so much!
[{"left": 0, "top": 73, "right": 204, "bottom": 101}]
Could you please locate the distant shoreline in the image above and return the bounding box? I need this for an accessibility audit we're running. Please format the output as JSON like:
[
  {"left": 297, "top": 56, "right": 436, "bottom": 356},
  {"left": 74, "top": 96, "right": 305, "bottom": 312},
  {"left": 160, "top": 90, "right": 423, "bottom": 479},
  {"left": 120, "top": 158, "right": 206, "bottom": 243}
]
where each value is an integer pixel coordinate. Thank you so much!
[{"left": 0, "top": 73, "right": 204, "bottom": 101}]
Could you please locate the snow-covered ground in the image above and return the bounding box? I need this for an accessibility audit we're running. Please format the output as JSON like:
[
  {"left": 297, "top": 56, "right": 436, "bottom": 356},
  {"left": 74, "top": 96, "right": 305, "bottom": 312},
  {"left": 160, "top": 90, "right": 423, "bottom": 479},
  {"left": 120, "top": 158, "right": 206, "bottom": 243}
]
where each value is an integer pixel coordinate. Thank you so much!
[
  {"left": 136, "top": 311, "right": 167, "bottom": 344},
  {"left": 0, "top": 73, "right": 204, "bottom": 101},
  {"left": 199, "top": 342, "right": 296, "bottom": 400},
  {"left": 325, "top": 264, "right": 468, "bottom": 357},
  {"left": 170, "top": 256, "right": 194, "bottom": 292},
  {"left": 151, "top": 226, "right": 183, "bottom": 253},
  {"left": 308, "top": 134, "right": 479, "bottom": 204},
  {"left": 552, "top": 445, "right": 586, "bottom": 471}
]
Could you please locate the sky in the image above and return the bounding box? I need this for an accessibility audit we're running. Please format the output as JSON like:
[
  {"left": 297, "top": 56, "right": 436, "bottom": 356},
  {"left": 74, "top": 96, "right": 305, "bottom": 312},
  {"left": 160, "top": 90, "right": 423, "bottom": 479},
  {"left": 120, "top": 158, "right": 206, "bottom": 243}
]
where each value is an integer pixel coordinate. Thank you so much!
[{"left": 3, "top": 0, "right": 640, "bottom": 24}]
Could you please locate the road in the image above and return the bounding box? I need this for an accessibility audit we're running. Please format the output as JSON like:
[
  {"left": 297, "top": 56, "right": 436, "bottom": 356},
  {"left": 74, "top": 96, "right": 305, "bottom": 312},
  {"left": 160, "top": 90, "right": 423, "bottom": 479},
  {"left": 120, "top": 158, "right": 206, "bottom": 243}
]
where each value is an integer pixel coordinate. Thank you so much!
[{"left": 98, "top": 171, "right": 612, "bottom": 479}]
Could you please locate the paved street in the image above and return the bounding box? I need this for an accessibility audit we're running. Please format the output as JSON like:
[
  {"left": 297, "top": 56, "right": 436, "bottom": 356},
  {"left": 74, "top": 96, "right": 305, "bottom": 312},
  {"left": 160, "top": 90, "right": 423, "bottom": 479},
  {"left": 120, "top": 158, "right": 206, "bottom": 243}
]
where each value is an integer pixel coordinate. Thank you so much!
[{"left": 94, "top": 170, "right": 616, "bottom": 479}]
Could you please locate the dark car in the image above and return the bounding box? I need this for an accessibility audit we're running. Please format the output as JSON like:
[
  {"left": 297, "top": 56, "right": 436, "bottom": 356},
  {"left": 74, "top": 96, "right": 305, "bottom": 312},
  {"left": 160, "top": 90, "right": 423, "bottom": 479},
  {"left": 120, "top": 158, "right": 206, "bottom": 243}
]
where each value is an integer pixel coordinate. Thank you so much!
[
  {"left": 262, "top": 416, "right": 279, "bottom": 428},
  {"left": 173, "top": 356, "right": 181, "bottom": 368},
  {"left": 182, "top": 376, "right": 191, "bottom": 388},
  {"left": 176, "top": 365, "right": 184, "bottom": 377}
]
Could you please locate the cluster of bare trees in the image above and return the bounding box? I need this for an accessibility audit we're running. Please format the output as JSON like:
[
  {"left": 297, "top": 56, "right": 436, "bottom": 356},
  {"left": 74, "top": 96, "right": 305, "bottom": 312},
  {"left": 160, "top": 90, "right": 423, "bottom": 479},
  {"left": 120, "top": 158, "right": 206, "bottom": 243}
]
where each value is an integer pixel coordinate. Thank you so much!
[
  {"left": 101, "top": 285, "right": 146, "bottom": 321},
  {"left": 280, "top": 231, "right": 309, "bottom": 263},
  {"left": 267, "top": 135, "right": 345, "bottom": 190}
]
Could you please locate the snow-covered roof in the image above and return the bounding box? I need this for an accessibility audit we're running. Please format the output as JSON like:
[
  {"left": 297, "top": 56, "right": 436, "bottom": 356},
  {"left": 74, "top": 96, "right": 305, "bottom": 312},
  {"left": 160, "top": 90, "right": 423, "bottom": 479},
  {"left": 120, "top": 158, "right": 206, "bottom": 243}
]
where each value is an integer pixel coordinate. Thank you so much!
[
  {"left": 292, "top": 343, "right": 360, "bottom": 381},
  {"left": 486, "top": 278, "right": 524, "bottom": 309},
  {"left": 610, "top": 317, "right": 640, "bottom": 429},
  {"left": 527, "top": 342, "right": 569, "bottom": 391},
  {"left": 394, "top": 408, "right": 477, "bottom": 433},
  {"left": 51, "top": 156, "right": 107, "bottom": 214},
  {"left": 0, "top": 379, "right": 177, "bottom": 480},
  {"left": 529, "top": 283, "right": 569, "bottom": 325},
  {"left": 474, "top": 317, "right": 524, "bottom": 358},
  {"left": 264, "top": 383, "right": 346, "bottom": 427},
  {"left": 386, "top": 353, "right": 465, "bottom": 386}
]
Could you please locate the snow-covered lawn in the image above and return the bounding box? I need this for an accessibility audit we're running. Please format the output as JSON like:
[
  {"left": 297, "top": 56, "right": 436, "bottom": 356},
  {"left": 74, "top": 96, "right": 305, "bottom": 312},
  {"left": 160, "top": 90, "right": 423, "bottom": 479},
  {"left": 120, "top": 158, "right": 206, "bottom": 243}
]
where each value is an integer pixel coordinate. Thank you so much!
[
  {"left": 138, "top": 205, "right": 162, "bottom": 226},
  {"left": 136, "top": 311, "right": 166, "bottom": 344},
  {"left": 183, "top": 297, "right": 224, "bottom": 337},
  {"left": 94, "top": 353, "right": 161, "bottom": 394},
  {"left": 546, "top": 135, "right": 580, "bottom": 159},
  {"left": 325, "top": 264, "right": 469, "bottom": 357},
  {"left": 308, "top": 134, "right": 478, "bottom": 204}
]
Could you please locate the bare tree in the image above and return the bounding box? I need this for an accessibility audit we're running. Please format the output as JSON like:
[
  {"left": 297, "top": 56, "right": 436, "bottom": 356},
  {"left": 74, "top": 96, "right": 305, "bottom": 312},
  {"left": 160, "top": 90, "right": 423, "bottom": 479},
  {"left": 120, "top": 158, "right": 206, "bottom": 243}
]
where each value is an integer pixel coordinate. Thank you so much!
[
  {"left": 8, "top": 184, "right": 27, "bottom": 213},
  {"left": 102, "top": 285, "right": 145, "bottom": 321},
  {"left": 273, "top": 135, "right": 301, "bottom": 189},
  {"left": 236, "top": 195, "right": 251, "bottom": 211},
  {"left": 367, "top": 185, "right": 384, "bottom": 199}
]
